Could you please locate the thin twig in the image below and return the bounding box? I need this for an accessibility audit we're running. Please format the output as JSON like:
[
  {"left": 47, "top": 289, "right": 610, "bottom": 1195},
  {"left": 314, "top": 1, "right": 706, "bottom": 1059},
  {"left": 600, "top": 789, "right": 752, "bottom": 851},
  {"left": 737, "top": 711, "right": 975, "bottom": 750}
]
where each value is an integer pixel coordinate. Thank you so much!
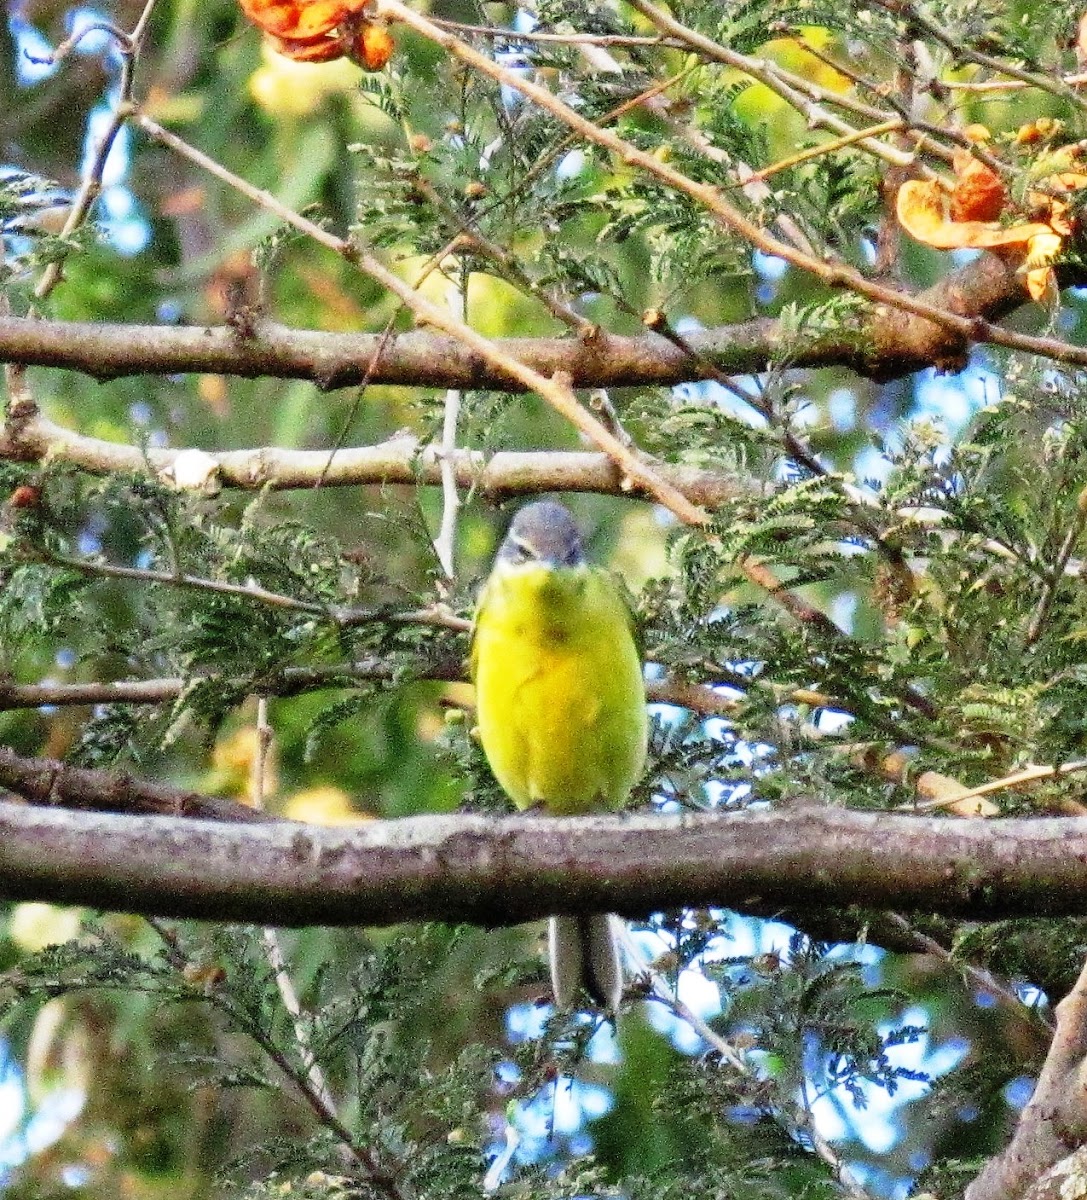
[
  {"left": 432, "top": 268, "right": 465, "bottom": 584},
  {"left": 870, "top": 0, "right": 1087, "bottom": 111},
  {"left": 259, "top": 926, "right": 336, "bottom": 1107},
  {"left": 1026, "top": 494, "right": 1087, "bottom": 646},
  {"left": 1, "top": 317, "right": 38, "bottom": 423},
  {"left": 429, "top": 18, "right": 672, "bottom": 48},
  {"left": 625, "top": 939, "right": 747, "bottom": 1073},
  {"left": 34, "top": 0, "right": 161, "bottom": 300},
  {"left": 251, "top": 697, "right": 338, "bottom": 1113},
  {"left": 937, "top": 74, "right": 1087, "bottom": 92},
  {"left": 907, "top": 760, "right": 1087, "bottom": 812},
  {"left": 146, "top": 919, "right": 404, "bottom": 1197},
  {"left": 795, "top": 40, "right": 1001, "bottom": 171},
  {"left": 621, "top": 0, "right": 915, "bottom": 169},
  {"left": 412, "top": 176, "right": 596, "bottom": 335},
  {"left": 885, "top": 913, "right": 1054, "bottom": 1032},
  {"left": 621, "top": 926, "right": 873, "bottom": 1199},
  {"left": 746, "top": 119, "right": 906, "bottom": 182},
  {"left": 434, "top": 388, "right": 462, "bottom": 584},
  {"left": 46, "top": 550, "right": 472, "bottom": 631}
]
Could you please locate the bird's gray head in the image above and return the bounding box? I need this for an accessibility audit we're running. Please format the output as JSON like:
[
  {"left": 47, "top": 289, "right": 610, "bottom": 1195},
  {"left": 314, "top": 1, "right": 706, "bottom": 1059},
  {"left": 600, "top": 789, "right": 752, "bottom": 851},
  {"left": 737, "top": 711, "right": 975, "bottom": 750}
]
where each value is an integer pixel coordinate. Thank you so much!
[{"left": 498, "top": 501, "right": 585, "bottom": 568}]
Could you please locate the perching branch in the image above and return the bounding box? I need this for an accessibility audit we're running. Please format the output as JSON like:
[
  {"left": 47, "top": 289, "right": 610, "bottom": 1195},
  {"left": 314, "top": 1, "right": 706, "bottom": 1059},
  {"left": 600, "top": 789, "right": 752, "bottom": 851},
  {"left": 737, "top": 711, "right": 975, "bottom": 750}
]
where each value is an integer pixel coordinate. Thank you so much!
[
  {"left": 0, "top": 734, "right": 1057, "bottom": 1025},
  {"left": 9, "top": 799, "right": 1087, "bottom": 925}
]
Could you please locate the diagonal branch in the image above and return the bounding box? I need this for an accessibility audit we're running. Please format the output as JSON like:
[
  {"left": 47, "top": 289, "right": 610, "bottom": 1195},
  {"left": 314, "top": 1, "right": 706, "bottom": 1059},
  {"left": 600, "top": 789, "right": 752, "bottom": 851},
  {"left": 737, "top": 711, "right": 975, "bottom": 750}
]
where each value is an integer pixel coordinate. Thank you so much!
[
  {"left": 967, "top": 955, "right": 1087, "bottom": 1200},
  {"left": 131, "top": 112, "right": 706, "bottom": 525}
]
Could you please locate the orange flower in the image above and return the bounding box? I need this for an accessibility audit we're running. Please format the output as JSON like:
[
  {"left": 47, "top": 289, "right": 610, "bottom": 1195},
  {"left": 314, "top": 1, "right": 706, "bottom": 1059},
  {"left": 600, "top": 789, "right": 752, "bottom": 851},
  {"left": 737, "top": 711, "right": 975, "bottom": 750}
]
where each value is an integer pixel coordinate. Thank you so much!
[
  {"left": 897, "top": 137, "right": 1087, "bottom": 302},
  {"left": 238, "top": 0, "right": 360, "bottom": 41},
  {"left": 356, "top": 21, "right": 394, "bottom": 69},
  {"left": 238, "top": 0, "right": 393, "bottom": 69},
  {"left": 1014, "top": 118, "right": 1063, "bottom": 146}
]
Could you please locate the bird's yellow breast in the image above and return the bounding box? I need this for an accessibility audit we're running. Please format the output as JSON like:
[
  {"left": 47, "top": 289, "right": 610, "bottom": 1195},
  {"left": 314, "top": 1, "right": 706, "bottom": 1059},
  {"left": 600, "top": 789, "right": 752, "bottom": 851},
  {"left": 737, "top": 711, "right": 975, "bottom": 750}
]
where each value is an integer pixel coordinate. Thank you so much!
[{"left": 472, "top": 563, "right": 647, "bottom": 815}]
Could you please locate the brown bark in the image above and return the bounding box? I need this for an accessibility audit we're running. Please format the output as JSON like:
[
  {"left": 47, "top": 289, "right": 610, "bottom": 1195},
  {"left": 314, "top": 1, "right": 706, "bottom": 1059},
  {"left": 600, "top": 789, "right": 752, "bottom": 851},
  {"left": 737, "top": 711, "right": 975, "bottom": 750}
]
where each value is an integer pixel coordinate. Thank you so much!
[
  {"left": 7, "top": 797, "right": 1087, "bottom": 926},
  {"left": 0, "top": 252, "right": 1044, "bottom": 392},
  {"left": 968, "top": 959, "right": 1087, "bottom": 1200},
  {"left": 0, "top": 415, "right": 743, "bottom": 502}
]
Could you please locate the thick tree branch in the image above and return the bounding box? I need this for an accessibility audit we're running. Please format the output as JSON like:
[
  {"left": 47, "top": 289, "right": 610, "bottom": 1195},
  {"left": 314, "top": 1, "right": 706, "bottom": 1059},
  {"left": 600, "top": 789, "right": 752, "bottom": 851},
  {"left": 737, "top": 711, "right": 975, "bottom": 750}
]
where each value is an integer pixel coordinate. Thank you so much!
[
  {"left": 8, "top": 799, "right": 1087, "bottom": 925},
  {"left": 0, "top": 254, "right": 1053, "bottom": 390},
  {"left": 1019, "top": 1148, "right": 1087, "bottom": 1200},
  {"left": 0, "top": 313, "right": 778, "bottom": 388},
  {"left": 0, "top": 744, "right": 1064, "bottom": 1029}
]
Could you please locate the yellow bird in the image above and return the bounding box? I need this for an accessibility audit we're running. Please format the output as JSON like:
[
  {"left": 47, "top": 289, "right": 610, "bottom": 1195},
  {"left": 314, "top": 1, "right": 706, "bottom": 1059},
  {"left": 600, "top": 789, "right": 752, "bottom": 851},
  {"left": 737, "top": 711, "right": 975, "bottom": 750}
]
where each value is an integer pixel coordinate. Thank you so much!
[{"left": 472, "top": 501, "right": 648, "bottom": 1010}]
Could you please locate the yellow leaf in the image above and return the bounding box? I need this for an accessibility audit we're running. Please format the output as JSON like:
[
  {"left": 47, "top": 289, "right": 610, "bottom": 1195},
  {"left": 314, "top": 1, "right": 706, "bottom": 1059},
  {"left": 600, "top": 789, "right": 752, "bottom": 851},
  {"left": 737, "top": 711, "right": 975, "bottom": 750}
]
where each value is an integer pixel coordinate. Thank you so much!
[
  {"left": 9, "top": 902, "right": 83, "bottom": 953},
  {"left": 284, "top": 785, "right": 371, "bottom": 825}
]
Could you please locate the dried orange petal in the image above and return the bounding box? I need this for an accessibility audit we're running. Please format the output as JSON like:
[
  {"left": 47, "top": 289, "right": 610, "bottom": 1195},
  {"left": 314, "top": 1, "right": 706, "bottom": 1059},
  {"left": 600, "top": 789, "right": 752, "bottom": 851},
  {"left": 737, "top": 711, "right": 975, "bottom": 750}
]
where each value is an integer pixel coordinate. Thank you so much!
[
  {"left": 949, "top": 150, "right": 1006, "bottom": 222},
  {"left": 897, "top": 143, "right": 1087, "bottom": 304},
  {"left": 239, "top": 0, "right": 331, "bottom": 38},
  {"left": 1025, "top": 173, "right": 1087, "bottom": 235},
  {"left": 1015, "top": 118, "right": 1063, "bottom": 145},
  {"left": 239, "top": 0, "right": 365, "bottom": 40},
  {"left": 897, "top": 179, "right": 1051, "bottom": 250},
  {"left": 1024, "top": 231, "right": 1064, "bottom": 300},
  {"left": 268, "top": 31, "right": 348, "bottom": 60},
  {"left": 352, "top": 21, "right": 393, "bottom": 69}
]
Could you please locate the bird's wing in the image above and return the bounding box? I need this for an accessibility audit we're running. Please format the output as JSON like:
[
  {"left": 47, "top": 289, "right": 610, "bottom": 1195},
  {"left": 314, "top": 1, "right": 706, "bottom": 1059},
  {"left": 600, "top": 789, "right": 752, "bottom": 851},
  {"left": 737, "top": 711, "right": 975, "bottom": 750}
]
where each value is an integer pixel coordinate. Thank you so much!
[
  {"left": 595, "top": 566, "right": 644, "bottom": 659},
  {"left": 468, "top": 574, "right": 490, "bottom": 683}
]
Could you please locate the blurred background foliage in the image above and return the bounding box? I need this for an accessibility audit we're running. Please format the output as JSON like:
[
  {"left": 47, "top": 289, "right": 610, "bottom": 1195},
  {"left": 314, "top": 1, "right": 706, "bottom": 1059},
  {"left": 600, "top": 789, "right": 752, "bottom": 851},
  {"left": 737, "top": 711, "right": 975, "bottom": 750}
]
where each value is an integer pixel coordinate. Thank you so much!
[{"left": 3, "top": 0, "right": 1087, "bottom": 1196}]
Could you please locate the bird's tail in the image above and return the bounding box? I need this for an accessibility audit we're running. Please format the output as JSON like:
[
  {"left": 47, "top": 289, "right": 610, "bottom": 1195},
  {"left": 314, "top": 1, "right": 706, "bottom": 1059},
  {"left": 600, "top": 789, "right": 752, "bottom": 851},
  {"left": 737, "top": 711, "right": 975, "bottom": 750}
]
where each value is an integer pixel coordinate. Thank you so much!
[{"left": 548, "top": 913, "right": 624, "bottom": 1011}]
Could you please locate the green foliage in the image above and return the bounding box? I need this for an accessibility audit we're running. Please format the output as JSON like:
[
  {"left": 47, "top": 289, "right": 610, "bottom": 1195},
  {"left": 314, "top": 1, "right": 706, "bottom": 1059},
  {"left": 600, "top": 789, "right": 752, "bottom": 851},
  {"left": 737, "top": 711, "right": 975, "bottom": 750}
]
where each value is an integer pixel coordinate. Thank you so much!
[{"left": 0, "top": 921, "right": 503, "bottom": 1197}]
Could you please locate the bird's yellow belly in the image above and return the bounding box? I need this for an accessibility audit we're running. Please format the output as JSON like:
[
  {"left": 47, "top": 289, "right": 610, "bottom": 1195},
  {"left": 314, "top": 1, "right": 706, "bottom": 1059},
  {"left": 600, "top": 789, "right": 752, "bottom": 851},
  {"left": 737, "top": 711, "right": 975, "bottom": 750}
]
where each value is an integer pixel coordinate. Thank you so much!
[{"left": 473, "top": 568, "right": 646, "bottom": 815}]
